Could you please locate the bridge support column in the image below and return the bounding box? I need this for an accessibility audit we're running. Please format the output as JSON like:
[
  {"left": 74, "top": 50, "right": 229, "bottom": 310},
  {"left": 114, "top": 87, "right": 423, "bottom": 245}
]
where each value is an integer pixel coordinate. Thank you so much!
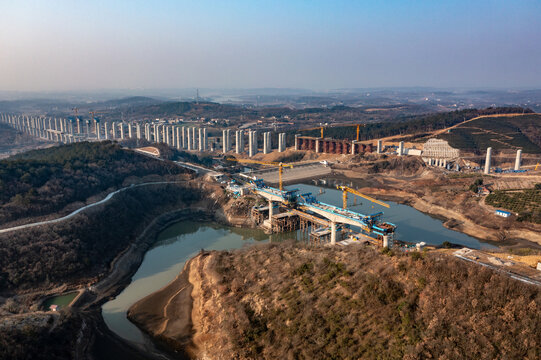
[
  {"left": 268, "top": 200, "right": 273, "bottom": 221},
  {"left": 330, "top": 222, "right": 337, "bottom": 245}
]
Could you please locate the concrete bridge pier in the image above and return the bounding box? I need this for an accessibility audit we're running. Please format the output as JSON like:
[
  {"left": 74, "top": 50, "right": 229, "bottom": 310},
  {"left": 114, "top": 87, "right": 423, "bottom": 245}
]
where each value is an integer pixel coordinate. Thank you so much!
[
  {"left": 484, "top": 147, "right": 492, "bottom": 174},
  {"left": 176, "top": 127, "right": 181, "bottom": 149},
  {"left": 187, "top": 128, "right": 192, "bottom": 150},
  {"left": 398, "top": 141, "right": 404, "bottom": 156},
  {"left": 515, "top": 149, "right": 522, "bottom": 170},
  {"left": 330, "top": 222, "right": 337, "bottom": 245},
  {"left": 191, "top": 127, "right": 197, "bottom": 150},
  {"left": 268, "top": 200, "right": 274, "bottom": 220}
]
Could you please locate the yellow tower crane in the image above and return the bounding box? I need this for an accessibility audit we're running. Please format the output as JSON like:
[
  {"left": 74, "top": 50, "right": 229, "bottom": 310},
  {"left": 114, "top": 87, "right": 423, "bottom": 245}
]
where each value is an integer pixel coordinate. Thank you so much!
[
  {"left": 356, "top": 124, "right": 367, "bottom": 141},
  {"left": 226, "top": 158, "right": 293, "bottom": 191},
  {"left": 336, "top": 185, "right": 390, "bottom": 209},
  {"left": 88, "top": 110, "right": 106, "bottom": 135},
  {"left": 301, "top": 124, "right": 365, "bottom": 141}
]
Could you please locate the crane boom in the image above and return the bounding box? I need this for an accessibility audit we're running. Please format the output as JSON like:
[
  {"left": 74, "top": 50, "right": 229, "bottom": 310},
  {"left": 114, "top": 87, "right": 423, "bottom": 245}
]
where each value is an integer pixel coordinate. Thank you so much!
[
  {"left": 226, "top": 157, "right": 293, "bottom": 191},
  {"left": 300, "top": 123, "right": 365, "bottom": 141},
  {"left": 336, "top": 185, "right": 390, "bottom": 209}
]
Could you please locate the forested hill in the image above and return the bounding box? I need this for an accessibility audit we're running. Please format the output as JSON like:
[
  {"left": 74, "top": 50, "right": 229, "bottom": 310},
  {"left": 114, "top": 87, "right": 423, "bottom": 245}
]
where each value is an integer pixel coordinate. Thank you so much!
[
  {"left": 185, "top": 243, "right": 541, "bottom": 359},
  {"left": 298, "top": 107, "right": 532, "bottom": 141},
  {"left": 440, "top": 114, "right": 541, "bottom": 153},
  {"left": 0, "top": 142, "right": 188, "bottom": 225}
]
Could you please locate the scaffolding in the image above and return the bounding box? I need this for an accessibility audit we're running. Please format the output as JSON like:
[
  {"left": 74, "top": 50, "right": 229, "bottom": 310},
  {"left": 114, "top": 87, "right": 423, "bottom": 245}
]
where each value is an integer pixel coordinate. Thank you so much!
[
  {"left": 251, "top": 205, "right": 269, "bottom": 225},
  {"left": 309, "top": 228, "right": 333, "bottom": 245},
  {"left": 271, "top": 212, "right": 299, "bottom": 233}
]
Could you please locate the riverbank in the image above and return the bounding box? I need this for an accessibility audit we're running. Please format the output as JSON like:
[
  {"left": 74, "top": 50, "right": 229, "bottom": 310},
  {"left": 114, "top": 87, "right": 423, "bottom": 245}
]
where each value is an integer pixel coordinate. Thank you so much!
[
  {"left": 0, "top": 178, "right": 256, "bottom": 360},
  {"left": 336, "top": 169, "right": 541, "bottom": 248},
  {"left": 365, "top": 186, "right": 541, "bottom": 247},
  {"left": 81, "top": 184, "right": 257, "bottom": 359},
  {"left": 127, "top": 255, "right": 196, "bottom": 357}
]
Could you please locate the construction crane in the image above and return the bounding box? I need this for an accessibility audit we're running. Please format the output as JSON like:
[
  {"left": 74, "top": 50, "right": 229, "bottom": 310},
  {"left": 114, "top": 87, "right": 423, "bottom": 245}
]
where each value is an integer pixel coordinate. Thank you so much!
[
  {"left": 226, "top": 158, "right": 293, "bottom": 191},
  {"left": 301, "top": 123, "right": 365, "bottom": 141},
  {"left": 336, "top": 185, "right": 390, "bottom": 209},
  {"left": 355, "top": 124, "right": 366, "bottom": 141},
  {"left": 88, "top": 110, "right": 106, "bottom": 136}
]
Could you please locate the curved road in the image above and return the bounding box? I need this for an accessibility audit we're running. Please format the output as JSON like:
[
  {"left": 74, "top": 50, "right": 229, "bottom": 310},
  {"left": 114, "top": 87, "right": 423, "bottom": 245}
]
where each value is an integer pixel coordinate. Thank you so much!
[{"left": 0, "top": 181, "right": 184, "bottom": 234}]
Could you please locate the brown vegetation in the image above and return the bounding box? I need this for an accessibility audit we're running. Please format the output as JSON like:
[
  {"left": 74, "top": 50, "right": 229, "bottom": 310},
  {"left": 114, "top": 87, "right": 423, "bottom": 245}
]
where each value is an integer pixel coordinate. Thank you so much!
[
  {"left": 151, "top": 243, "right": 541, "bottom": 359},
  {"left": 0, "top": 183, "right": 204, "bottom": 292}
]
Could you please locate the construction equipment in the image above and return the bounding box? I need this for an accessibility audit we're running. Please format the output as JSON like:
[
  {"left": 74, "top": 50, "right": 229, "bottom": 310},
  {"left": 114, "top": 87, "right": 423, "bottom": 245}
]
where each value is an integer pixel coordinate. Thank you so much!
[
  {"left": 72, "top": 107, "right": 79, "bottom": 119},
  {"left": 356, "top": 124, "right": 366, "bottom": 141},
  {"left": 226, "top": 158, "right": 293, "bottom": 191},
  {"left": 336, "top": 185, "right": 390, "bottom": 209},
  {"left": 301, "top": 123, "right": 364, "bottom": 141},
  {"left": 88, "top": 110, "right": 104, "bottom": 123},
  {"left": 89, "top": 110, "right": 107, "bottom": 137},
  {"left": 536, "top": 163, "right": 540, "bottom": 171}
]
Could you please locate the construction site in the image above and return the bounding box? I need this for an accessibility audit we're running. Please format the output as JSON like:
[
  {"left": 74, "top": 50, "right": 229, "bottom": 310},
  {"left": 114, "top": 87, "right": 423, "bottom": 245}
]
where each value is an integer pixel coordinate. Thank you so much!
[{"left": 238, "top": 175, "right": 397, "bottom": 248}]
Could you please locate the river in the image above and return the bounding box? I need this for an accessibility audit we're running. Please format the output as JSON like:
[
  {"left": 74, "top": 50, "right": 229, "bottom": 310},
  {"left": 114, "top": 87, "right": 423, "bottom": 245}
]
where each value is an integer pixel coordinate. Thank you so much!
[{"left": 102, "top": 183, "right": 495, "bottom": 345}]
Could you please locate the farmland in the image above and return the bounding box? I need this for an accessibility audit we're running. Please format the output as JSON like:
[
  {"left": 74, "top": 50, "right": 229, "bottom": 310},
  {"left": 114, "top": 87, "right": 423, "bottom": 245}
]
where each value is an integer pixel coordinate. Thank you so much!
[{"left": 486, "top": 188, "right": 541, "bottom": 223}]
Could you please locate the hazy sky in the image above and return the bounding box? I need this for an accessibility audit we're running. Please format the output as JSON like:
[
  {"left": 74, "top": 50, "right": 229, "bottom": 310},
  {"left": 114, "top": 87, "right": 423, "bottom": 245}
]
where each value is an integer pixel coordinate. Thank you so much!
[{"left": 1, "top": 0, "right": 540, "bottom": 91}]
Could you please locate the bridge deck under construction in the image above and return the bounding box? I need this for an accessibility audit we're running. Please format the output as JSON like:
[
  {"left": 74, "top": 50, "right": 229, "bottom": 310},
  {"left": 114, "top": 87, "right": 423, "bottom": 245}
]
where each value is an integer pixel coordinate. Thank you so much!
[{"left": 249, "top": 183, "right": 395, "bottom": 246}]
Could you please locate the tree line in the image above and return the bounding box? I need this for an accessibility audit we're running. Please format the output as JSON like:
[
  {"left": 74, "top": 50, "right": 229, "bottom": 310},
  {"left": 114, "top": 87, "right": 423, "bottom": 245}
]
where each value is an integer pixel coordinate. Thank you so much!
[
  {"left": 296, "top": 107, "right": 532, "bottom": 141},
  {"left": 0, "top": 141, "right": 188, "bottom": 225}
]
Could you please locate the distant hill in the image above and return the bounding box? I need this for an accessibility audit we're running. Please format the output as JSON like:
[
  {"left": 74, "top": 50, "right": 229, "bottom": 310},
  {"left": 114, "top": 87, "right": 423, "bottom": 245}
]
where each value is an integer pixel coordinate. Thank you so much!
[
  {"left": 139, "top": 101, "right": 250, "bottom": 118},
  {"left": 440, "top": 114, "right": 541, "bottom": 153},
  {"left": 98, "top": 96, "right": 163, "bottom": 108}
]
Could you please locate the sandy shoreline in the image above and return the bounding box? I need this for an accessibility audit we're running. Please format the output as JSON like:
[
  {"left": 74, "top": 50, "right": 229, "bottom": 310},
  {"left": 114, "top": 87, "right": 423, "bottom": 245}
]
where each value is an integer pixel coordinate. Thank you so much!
[
  {"left": 128, "top": 257, "right": 195, "bottom": 358},
  {"left": 359, "top": 186, "right": 541, "bottom": 247},
  {"left": 127, "top": 250, "right": 226, "bottom": 360}
]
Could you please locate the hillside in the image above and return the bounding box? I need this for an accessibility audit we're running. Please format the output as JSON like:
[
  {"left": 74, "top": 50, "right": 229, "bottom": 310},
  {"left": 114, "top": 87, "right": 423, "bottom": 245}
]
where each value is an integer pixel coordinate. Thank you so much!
[
  {"left": 439, "top": 114, "right": 541, "bottom": 153},
  {"left": 0, "top": 123, "right": 48, "bottom": 159},
  {"left": 127, "top": 101, "right": 431, "bottom": 126},
  {"left": 297, "top": 107, "right": 532, "bottom": 142},
  {"left": 0, "top": 141, "right": 189, "bottom": 226},
  {"left": 0, "top": 183, "right": 203, "bottom": 291},
  {"left": 129, "top": 243, "right": 541, "bottom": 360}
]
